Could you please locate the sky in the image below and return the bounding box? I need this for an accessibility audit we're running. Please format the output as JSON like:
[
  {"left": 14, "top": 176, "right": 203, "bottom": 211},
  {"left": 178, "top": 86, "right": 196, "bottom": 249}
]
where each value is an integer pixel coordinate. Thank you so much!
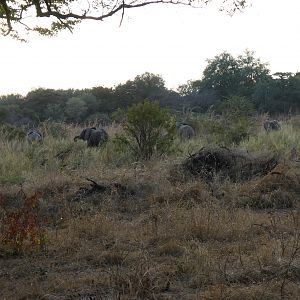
[{"left": 0, "top": 0, "right": 300, "bottom": 96}]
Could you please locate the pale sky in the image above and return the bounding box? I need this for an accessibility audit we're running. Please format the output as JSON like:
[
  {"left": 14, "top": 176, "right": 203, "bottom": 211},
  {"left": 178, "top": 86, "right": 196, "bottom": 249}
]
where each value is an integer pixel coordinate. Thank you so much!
[{"left": 0, "top": 0, "right": 300, "bottom": 96}]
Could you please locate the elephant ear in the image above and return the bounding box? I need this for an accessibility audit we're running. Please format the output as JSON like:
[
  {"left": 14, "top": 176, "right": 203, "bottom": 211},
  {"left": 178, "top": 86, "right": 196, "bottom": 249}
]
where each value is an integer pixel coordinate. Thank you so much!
[
  {"left": 85, "top": 128, "right": 95, "bottom": 140},
  {"left": 79, "top": 129, "right": 87, "bottom": 140}
]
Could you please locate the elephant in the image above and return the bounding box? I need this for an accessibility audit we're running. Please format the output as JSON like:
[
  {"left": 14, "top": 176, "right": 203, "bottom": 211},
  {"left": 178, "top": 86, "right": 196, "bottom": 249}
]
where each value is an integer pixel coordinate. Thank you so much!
[
  {"left": 263, "top": 119, "right": 281, "bottom": 132},
  {"left": 74, "top": 127, "right": 108, "bottom": 147},
  {"left": 27, "top": 129, "right": 43, "bottom": 143},
  {"left": 178, "top": 124, "right": 195, "bottom": 140}
]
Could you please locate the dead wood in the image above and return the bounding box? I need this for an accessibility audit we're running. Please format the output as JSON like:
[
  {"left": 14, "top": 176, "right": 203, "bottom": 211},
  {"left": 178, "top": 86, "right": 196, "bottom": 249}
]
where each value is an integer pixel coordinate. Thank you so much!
[{"left": 180, "top": 146, "right": 279, "bottom": 182}]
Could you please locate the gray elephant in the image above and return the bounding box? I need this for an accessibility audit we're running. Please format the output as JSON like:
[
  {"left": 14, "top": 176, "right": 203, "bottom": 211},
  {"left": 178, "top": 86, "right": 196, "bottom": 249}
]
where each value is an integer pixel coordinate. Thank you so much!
[
  {"left": 178, "top": 124, "right": 195, "bottom": 140},
  {"left": 263, "top": 119, "right": 281, "bottom": 132},
  {"left": 74, "top": 127, "right": 108, "bottom": 147},
  {"left": 27, "top": 129, "right": 43, "bottom": 143}
]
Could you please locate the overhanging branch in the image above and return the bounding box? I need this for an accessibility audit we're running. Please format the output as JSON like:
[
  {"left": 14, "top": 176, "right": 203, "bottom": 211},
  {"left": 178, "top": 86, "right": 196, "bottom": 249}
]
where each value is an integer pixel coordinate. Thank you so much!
[{"left": 0, "top": 0, "right": 249, "bottom": 39}]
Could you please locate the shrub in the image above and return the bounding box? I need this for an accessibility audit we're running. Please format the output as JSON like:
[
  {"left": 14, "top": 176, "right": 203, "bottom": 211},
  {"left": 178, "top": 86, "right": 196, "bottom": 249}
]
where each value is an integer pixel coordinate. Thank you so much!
[
  {"left": 0, "top": 193, "right": 46, "bottom": 256},
  {"left": 195, "top": 96, "right": 255, "bottom": 145},
  {"left": 217, "top": 95, "right": 255, "bottom": 120},
  {"left": 114, "top": 100, "right": 176, "bottom": 160}
]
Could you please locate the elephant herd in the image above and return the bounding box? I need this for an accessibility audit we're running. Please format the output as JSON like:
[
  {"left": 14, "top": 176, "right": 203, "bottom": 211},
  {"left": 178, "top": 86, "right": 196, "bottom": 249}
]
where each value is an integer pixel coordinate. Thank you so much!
[
  {"left": 25, "top": 124, "right": 197, "bottom": 147},
  {"left": 25, "top": 119, "right": 281, "bottom": 146}
]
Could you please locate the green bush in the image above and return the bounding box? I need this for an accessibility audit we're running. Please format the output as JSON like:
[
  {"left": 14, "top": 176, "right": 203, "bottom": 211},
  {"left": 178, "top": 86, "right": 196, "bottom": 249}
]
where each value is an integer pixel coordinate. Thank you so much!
[
  {"left": 114, "top": 100, "right": 176, "bottom": 160},
  {"left": 203, "top": 96, "right": 255, "bottom": 145},
  {"left": 217, "top": 95, "right": 255, "bottom": 120}
]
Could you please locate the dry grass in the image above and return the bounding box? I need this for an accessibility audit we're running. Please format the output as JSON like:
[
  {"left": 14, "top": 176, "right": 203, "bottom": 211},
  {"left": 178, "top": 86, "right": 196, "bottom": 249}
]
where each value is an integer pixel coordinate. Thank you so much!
[{"left": 0, "top": 117, "right": 300, "bottom": 299}]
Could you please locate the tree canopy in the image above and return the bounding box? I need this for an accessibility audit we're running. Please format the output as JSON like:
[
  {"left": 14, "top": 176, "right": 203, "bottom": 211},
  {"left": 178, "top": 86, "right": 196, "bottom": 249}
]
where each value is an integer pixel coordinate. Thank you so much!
[
  {"left": 201, "top": 50, "right": 270, "bottom": 98},
  {"left": 0, "top": 0, "right": 248, "bottom": 39},
  {"left": 1, "top": 51, "right": 299, "bottom": 125}
]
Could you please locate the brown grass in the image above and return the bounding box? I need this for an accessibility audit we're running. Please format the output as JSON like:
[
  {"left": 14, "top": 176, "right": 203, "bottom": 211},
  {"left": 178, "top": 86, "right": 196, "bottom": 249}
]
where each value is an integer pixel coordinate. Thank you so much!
[{"left": 1, "top": 120, "right": 300, "bottom": 299}]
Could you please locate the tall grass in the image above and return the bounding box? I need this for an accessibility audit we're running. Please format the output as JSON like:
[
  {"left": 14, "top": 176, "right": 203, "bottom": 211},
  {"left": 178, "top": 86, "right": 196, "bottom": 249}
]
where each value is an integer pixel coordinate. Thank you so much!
[
  {"left": 241, "top": 120, "right": 300, "bottom": 158},
  {"left": 0, "top": 116, "right": 299, "bottom": 187},
  {"left": 0, "top": 123, "right": 125, "bottom": 186}
]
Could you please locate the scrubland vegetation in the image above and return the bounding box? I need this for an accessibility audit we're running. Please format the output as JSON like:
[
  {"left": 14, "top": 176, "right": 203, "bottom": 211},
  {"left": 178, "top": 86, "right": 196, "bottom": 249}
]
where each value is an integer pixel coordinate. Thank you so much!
[
  {"left": 0, "top": 111, "right": 299, "bottom": 299},
  {"left": 1, "top": 50, "right": 300, "bottom": 299}
]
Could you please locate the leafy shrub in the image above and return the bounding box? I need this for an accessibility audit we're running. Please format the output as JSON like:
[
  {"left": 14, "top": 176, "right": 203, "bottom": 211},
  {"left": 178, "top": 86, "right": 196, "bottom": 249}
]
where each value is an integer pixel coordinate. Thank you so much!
[
  {"left": 196, "top": 96, "right": 255, "bottom": 145},
  {"left": 217, "top": 95, "right": 255, "bottom": 119},
  {"left": 114, "top": 100, "right": 176, "bottom": 160}
]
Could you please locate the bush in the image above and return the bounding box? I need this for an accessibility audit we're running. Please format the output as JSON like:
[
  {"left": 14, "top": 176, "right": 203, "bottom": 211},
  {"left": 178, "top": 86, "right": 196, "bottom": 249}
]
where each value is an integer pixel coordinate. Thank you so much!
[
  {"left": 195, "top": 96, "right": 255, "bottom": 145},
  {"left": 0, "top": 193, "right": 46, "bottom": 256},
  {"left": 114, "top": 100, "right": 176, "bottom": 160},
  {"left": 217, "top": 95, "right": 255, "bottom": 120}
]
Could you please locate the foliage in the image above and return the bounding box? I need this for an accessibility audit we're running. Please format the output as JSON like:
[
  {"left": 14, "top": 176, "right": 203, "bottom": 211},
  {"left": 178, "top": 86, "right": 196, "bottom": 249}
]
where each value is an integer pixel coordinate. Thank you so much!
[
  {"left": 195, "top": 96, "right": 255, "bottom": 145},
  {"left": 201, "top": 50, "right": 269, "bottom": 98},
  {"left": 0, "top": 54, "right": 299, "bottom": 125},
  {"left": 0, "top": 193, "right": 46, "bottom": 255},
  {"left": 202, "top": 52, "right": 240, "bottom": 98},
  {"left": 114, "top": 72, "right": 168, "bottom": 108},
  {"left": 178, "top": 79, "right": 202, "bottom": 97},
  {"left": 115, "top": 100, "right": 176, "bottom": 160},
  {"left": 217, "top": 95, "right": 255, "bottom": 119},
  {"left": 0, "top": 0, "right": 248, "bottom": 40},
  {"left": 65, "top": 97, "right": 88, "bottom": 122},
  {"left": 45, "top": 103, "right": 66, "bottom": 121},
  {"left": 253, "top": 72, "right": 300, "bottom": 113}
]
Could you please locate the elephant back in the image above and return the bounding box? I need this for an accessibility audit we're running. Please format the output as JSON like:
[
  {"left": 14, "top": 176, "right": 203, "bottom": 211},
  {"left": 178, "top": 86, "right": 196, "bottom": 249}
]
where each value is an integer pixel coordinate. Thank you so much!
[
  {"left": 263, "top": 120, "right": 281, "bottom": 132},
  {"left": 81, "top": 127, "right": 96, "bottom": 140},
  {"left": 87, "top": 128, "right": 109, "bottom": 147},
  {"left": 179, "top": 124, "right": 195, "bottom": 140},
  {"left": 27, "top": 130, "right": 42, "bottom": 143}
]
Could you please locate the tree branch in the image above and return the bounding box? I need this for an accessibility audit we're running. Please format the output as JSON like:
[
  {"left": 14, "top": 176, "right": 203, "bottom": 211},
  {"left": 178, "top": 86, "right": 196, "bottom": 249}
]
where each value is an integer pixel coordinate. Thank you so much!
[
  {"left": 0, "top": 0, "right": 12, "bottom": 35},
  {"left": 0, "top": 0, "right": 249, "bottom": 38}
]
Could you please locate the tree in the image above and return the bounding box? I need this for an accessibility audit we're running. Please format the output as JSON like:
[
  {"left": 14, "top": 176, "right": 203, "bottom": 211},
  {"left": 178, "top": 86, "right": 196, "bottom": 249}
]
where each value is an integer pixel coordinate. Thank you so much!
[
  {"left": 65, "top": 97, "right": 87, "bottom": 122},
  {"left": 114, "top": 72, "right": 168, "bottom": 107},
  {"left": 0, "top": 0, "right": 248, "bottom": 39},
  {"left": 24, "top": 88, "right": 74, "bottom": 120},
  {"left": 44, "top": 103, "right": 65, "bottom": 121},
  {"left": 201, "top": 50, "right": 270, "bottom": 98},
  {"left": 237, "top": 50, "right": 270, "bottom": 97},
  {"left": 202, "top": 52, "right": 240, "bottom": 98},
  {"left": 79, "top": 92, "right": 99, "bottom": 114},
  {"left": 0, "top": 93, "right": 23, "bottom": 104},
  {"left": 253, "top": 72, "right": 300, "bottom": 113},
  {"left": 178, "top": 79, "right": 218, "bottom": 111},
  {"left": 178, "top": 79, "right": 202, "bottom": 97}
]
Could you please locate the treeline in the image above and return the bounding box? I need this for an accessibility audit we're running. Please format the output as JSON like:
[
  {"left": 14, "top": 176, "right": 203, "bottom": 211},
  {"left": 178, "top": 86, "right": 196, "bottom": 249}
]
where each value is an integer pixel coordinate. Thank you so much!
[{"left": 1, "top": 50, "right": 299, "bottom": 127}]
